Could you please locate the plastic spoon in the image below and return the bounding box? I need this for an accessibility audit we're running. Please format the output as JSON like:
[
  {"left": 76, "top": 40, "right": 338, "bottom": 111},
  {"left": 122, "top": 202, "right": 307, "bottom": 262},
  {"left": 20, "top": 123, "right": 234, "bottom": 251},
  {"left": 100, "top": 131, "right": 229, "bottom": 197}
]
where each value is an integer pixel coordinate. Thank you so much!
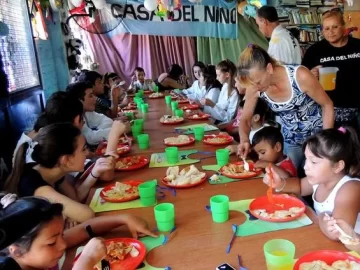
[{"left": 242, "top": 157, "right": 250, "bottom": 171}]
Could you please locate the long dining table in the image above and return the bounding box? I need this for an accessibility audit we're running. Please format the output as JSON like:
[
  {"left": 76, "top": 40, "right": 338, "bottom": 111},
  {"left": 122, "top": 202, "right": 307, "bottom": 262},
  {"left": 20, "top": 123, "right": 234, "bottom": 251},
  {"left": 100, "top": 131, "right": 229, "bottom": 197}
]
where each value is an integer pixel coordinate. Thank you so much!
[{"left": 62, "top": 97, "right": 347, "bottom": 270}]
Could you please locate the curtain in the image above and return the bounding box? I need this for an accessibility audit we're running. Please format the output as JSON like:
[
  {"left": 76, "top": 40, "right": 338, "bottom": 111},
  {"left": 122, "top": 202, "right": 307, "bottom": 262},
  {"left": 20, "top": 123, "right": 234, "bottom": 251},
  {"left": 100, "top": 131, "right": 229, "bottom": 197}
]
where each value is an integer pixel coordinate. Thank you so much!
[
  {"left": 197, "top": 15, "right": 269, "bottom": 65},
  {"left": 84, "top": 33, "right": 197, "bottom": 84}
]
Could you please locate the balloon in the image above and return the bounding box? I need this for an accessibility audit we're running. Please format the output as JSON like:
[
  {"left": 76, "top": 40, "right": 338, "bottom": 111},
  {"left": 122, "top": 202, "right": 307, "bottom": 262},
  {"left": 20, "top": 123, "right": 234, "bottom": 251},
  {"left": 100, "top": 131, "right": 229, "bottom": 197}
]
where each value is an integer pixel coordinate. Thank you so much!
[
  {"left": 144, "top": 0, "right": 158, "bottom": 11},
  {"left": 70, "top": 0, "right": 84, "bottom": 7},
  {"left": 237, "top": 1, "right": 247, "bottom": 15},
  {"left": 92, "top": 0, "right": 106, "bottom": 9}
]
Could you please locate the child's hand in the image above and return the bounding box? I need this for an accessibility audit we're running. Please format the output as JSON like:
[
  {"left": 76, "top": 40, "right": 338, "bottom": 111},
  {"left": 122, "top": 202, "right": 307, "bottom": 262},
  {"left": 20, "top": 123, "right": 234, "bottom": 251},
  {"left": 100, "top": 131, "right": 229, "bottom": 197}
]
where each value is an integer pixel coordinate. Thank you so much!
[
  {"left": 65, "top": 217, "right": 78, "bottom": 230},
  {"left": 111, "top": 120, "right": 127, "bottom": 137},
  {"left": 92, "top": 157, "right": 114, "bottom": 177},
  {"left": 80, "top": 238, "right": 107, "bottom": 266},
  {"left": 111, "top": 86, "right": 122, "bottom": 101},
  {"left": 225, "top": 145, "right": 237, "bottom": 155},
  {"left": 123, "top": 214, "right": 159, "bottom": 239},
  {"left": 323, "top": 214, "right": 360, "bottom": 245},
  {"left": 263, "top": 166, "right": 283, "bottom": 189},
  {"left": 255, "top": 160, "right": 269, "bottom": 169}
]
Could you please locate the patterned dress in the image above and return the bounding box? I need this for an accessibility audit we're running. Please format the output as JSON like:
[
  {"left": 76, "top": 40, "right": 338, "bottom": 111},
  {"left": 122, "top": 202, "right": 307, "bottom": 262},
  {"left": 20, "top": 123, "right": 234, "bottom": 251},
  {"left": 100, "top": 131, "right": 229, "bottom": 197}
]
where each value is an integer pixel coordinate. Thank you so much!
[{"left": 260, "top": 65, "right": 323, "bottom": 146}]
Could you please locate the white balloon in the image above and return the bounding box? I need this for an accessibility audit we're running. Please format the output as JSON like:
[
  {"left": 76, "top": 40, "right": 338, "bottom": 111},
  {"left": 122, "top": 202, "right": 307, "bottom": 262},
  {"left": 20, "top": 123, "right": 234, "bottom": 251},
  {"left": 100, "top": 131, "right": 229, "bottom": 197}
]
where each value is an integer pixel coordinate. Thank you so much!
[
  {"left": 144, "top": 0, "right": 158, "bottom": 11},
  {"left": 93, "top": 0, "right": 106, "bottom": 9},
  {"left": 70, "top": 0, "right": 84, "bottom": 7}
]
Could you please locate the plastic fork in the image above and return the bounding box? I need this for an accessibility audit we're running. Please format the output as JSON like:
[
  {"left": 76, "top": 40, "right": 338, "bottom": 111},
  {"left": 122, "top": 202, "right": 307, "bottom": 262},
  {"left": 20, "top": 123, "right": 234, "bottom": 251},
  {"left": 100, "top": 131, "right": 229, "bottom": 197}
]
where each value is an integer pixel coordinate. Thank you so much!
[
  {"left": 242, "top": 158, "right": 250, "bottom": 171},
  {"left": 226, "top": 224, "right": 238, "bottom": 254},
  {"left": 85, "top": 225, "right": 111, "bottom": 270},
  {"left": 324, "top": 213, "right": 358, "bottom": 243}
]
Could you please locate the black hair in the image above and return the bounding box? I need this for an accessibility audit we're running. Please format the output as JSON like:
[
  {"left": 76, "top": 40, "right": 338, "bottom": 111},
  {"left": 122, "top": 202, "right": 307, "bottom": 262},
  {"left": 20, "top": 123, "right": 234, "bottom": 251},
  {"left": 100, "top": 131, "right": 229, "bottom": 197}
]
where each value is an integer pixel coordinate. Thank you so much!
[
  {"left": 252, "top": 126, "right": 284, "bottom": 150},
  {"left": 103, "top": 72, "right": 119, "bottom": 86},
  {"left": 168, "top": 64, "right": 184, "bottom": 80},
  {"left": 200, "top": 65, "right": 222, "bottom": 91},
  {"left": 254, "top": 98, "right": 268, "bottom": 119},
  {"left": 33, "top": 113, "right": 50, "bottom": 133},
  {"left": 304, "top": 127, "right": 360, "bottom": 177},
  {"left": 257, "top": 6, "right": 279, "bottom": 22},
  {"left": 77, "top": 70, "right": 102, "bottom": 86},
  {"left": 43, "top": 91, "right": 83, "bottom": 127},
  {"left": 135, "top": 67, "right": 145, "bottom": 74},
  {"left": 192, "top": 61, "right": 206, "bottom": 77},
  {"left": 66, "top": 81, "right": 93, "bottom": 101},
  {"left": 5, "top": 123, "right": 82, "bottom": 194},
  {"left": 0, "top": 194, "right": 63, "bottom": 255}
]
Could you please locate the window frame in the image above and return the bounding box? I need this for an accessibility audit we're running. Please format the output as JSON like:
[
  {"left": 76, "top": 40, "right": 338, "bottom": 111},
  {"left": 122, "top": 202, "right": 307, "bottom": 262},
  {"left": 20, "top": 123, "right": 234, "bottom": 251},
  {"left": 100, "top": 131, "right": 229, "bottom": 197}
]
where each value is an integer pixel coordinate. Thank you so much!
[{"left": 0, "top": 0, "right": 43, "bottom": 100}]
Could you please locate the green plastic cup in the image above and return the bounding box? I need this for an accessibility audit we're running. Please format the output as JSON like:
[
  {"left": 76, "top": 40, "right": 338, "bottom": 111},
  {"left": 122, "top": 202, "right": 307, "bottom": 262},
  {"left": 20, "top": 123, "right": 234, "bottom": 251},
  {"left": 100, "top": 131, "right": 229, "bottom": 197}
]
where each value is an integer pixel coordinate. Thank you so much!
[
  {"left": 210, "top": 195, "right": 229, "bottom": 223},
  {"left": 165, "top": 147, "right": 179, "bottom": 164},
  {"left": 137, "top": 134, "right": 149, "bottom": 149},
  {"left": 141, "top": 103, "right": 149, "bottom": 113},
  {"left": 138, "top": 181, "right": 157, "bottom": 206},
  {"left": 131, "top": 124, "right": 142, "bottom": 138},
  {"left": 135, "top": 92, "right": 142, "bottom": 98},
  {"left": 154, "top": 85, "right": 159, "bottom": 93},
  {"left": 171, "top": 101, "right": 178, "bottom": 110},
  {"left": 136, "top": 99, "right": 144, "bottom": 108},
  {"left": 134, "top": 119, "right": 144, "bottom": 132},
  {"left": 154, "top": 203, "right": 175, "bottom": 232},
  {"left": 193, "top": 126, "right": 205, "bottom": 141},
  {"left": 263, "top": 239, "right": 295, "bottom": 270},
  {"left": 175, "top": 109, "right": 184, "bottom": 117},
  {"left": 165, "top": 96, "right": 172, "bottom": 105},
  {"left": 216, "top": 149, "right": 230, "bottom": 166}
]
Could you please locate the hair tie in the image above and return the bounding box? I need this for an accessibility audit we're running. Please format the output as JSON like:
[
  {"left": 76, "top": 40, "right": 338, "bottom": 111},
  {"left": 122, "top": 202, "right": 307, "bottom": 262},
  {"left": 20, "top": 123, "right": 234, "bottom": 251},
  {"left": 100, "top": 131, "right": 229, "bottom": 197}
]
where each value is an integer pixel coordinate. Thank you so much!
[
  {"left": 248, "top": 43, "right": 254, "bottom": 48},
  {"left": 338, "top": 127, "right": 346, "bottom": 134},
  {"left": 26, "top": 141, "right": 38, "bottom": 164},
  {"left": 0, "top": 194, "right": 17, "bottom": 209}
]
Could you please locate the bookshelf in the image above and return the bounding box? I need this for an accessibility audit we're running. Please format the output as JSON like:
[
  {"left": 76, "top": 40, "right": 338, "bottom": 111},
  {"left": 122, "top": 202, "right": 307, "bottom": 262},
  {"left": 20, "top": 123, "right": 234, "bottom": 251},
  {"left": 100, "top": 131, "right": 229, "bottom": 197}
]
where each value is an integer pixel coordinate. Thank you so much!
[{"left": 269, "top": 0, "right": 344, "bottom": 54}]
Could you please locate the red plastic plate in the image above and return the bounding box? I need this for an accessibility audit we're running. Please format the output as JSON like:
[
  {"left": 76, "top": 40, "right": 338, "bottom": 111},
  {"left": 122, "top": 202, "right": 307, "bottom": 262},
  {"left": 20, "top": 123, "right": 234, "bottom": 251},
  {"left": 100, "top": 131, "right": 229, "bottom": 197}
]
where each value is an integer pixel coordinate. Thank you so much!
[
  {"left": 161, "top": 173, "right": 207, "bottom": 189},
  {"left": 180, "top": 104, "right": 199, "bottom": 110},
  {"left": 115, "top": 156, "right": 149, "bottom": 171},
  {"left": 187, "top": 113, "right": 210, "bottom": 120},
  {"left": 249, "top": 194, "right": 306, "bottom": 222},
  {"left": 148, "top": 93, "right": 164, "bottom": 99},
  {"left": 219, "top": 161, "right": 262, "bottom": 179},
  {"left": 177, "top": 99, "right": 189, "bottom": 104},
  {"left": 202, "top": 134, "right": 233, "bottom": 146},
  {"left": 96, "top": 143, "right": 131, "bottom": 156},
  {"left": 164, "top": 136, "right": 195, "bottom": 146},
  {"left": 294, "top": 250, "right": 360, "bottom": 270},
  {"left": 74, "top": 238, "right": 146, "bottom": 270},
  {"left": 100, "top": 180, "right": 142, "bottom": 203}
]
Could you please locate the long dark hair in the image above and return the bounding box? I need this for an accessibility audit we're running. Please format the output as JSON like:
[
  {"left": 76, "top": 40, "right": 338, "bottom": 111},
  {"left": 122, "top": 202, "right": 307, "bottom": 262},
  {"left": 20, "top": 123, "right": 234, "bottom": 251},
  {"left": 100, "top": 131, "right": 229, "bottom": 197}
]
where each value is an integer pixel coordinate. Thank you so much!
[
  {"left": 192, "top": 61, "right": 206, "bottom": 77},
  {"left": 0, "top": 194, "right": 63, "bottom": 255},
  {"left": 167, "top": 64, "right": 184, "bottom": 80},
  {"left": 201, "top": 65, "right": 222, "bottom": 92},
  {"left": 304, "top": 127, "right": 360, "bottom": 177},
  {"left": 5, "top": 123, "right": 82, "bottom": 193},
  {"left": 216, "top": 59, "right": 237, "bottom": 97}
]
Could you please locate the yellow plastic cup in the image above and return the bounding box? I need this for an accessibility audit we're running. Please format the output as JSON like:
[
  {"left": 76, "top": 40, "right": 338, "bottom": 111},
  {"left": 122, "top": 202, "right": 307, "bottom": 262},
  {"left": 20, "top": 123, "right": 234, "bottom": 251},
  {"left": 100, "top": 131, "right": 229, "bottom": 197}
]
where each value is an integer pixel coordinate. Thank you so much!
[
  {"left": 263, "top": 239, "right": 295, "bottom": 270},
  {"left": 319, "top": 67, "right": 339, "bottom": 91}
]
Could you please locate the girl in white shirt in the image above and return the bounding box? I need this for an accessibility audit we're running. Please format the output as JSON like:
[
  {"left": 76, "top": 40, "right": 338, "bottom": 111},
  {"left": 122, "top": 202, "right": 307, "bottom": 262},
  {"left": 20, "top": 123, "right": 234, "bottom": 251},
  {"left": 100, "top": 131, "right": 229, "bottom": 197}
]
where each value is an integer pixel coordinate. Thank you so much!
[
  {"left": 182, "top": 61, "right": 206, "bottom": 101},
  {"left": 262, "top": 127, "right": 360, "bottom": 242},
  {"left": 201, "top": 59, "right": 239, "bottom": 125}
]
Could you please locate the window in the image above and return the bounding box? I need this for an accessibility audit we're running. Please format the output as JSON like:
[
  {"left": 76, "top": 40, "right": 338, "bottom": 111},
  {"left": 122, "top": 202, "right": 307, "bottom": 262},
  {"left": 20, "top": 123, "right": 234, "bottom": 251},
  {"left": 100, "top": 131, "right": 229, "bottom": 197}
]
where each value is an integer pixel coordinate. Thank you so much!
[{"left": 0, "top": 0, "right": 41, "bottom": 93}]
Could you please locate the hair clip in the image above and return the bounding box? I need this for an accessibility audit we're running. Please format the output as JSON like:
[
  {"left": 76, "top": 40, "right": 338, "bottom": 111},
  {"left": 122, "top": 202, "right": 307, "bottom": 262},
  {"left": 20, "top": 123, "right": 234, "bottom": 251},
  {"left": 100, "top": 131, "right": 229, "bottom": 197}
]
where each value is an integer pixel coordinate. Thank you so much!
[
  {"left": 248, "top": 43, "right": 254, "bottom": 48},
  {"left": 26, "top": 141, "right": 38, "bottom": 163},
  {"left": 338, "top": 127, "right": 346, "bottom": 134},
  {"left": 0, "top": 194, "right": 17, "bottom": 208}
]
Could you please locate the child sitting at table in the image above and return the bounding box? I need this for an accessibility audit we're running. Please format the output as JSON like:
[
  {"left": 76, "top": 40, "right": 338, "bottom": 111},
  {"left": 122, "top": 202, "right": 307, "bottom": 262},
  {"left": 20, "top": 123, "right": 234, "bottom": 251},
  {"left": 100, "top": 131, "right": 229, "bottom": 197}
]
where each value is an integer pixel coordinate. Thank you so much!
[
  {"left": 78, "top": 70, "right": 121, "bottom": 118},
  {"left": 0, "top": 194, "right": 158, "bottom": 270},
  {"left": 252, "top": 126, "right": 297, "bottom": 177},
  {"left": 67, "top": 81, "right": 129, "bottom": 146},
  {"left": 129, "top": 67, "right": 155, "bottom": 93},
  {"left": 201, "top": 59, "right": 239, "bottom": 125},
  {"left": 226, "top": 98, "right": 269, "bottom": 153},
  {"left": 103, "top": 72, "right": 128, "bottom": 108},
  {"left": 181, "top": 61, "right": 206, "bottom": 100},
  {"left": 263, "top": 127, "right": 360, "bottom": 241},
  {"left": 5, "top": 122, "right": 126, "bottom": 223}
]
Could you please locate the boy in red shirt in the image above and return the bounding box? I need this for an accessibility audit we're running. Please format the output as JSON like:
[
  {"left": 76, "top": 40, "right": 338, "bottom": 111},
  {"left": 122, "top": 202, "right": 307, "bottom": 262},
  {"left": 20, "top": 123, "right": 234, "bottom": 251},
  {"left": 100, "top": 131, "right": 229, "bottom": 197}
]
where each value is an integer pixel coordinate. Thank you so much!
[{"left": 252, "top": 126, "right": 297, "bottom": 177}]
